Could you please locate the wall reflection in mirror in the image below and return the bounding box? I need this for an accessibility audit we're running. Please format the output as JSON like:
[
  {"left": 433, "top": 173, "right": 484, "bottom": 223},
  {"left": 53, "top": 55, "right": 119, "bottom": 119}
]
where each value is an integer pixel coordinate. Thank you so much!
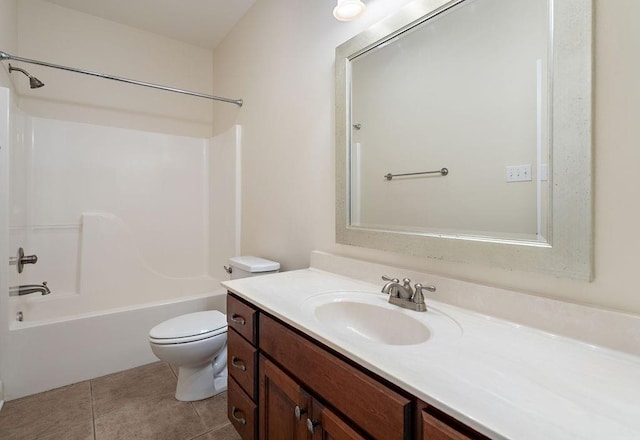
[
  {"left": 348, "top": 0, "right": 550, "bottom": 243},
  {"left": 336, "top": 0, "right": 592, "bottom": 279}
]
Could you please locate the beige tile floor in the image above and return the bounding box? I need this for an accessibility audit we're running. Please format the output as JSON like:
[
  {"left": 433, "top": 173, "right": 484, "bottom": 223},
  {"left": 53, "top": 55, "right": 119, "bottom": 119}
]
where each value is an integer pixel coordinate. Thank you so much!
[{"left": 0, "top": 362, "right": 241, "bottom": 440}]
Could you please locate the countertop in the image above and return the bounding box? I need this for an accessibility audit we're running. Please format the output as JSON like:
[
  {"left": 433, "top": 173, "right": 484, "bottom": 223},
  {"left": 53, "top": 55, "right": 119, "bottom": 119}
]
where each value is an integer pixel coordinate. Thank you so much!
[{"left": 222, "top": 268, "right": 640, "bottom": 440}]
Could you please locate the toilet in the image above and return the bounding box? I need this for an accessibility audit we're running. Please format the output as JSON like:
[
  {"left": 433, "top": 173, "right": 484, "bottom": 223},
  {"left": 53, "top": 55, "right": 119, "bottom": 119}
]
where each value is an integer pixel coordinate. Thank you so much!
[
  {"left": 148, "top": 256, "right": 280, "bottom": 401},
  {"left": 225, "top": 255, "right": 281, "bottom": 280}
]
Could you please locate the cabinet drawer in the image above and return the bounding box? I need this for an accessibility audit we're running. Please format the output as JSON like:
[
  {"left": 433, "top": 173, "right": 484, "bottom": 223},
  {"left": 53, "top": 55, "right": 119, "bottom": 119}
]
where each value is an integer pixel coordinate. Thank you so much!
[
  {"left": 260, "top": 314, "right": 412, "bottom": 440},
  {"left": 228, "top": 328, "right": 258, "bottom": 400},
  {"left": 228, "top": 377, "right": 257, "bottom": 440},
  {"left": 227, "top": 293, "right": 258, "bottom": 344}
]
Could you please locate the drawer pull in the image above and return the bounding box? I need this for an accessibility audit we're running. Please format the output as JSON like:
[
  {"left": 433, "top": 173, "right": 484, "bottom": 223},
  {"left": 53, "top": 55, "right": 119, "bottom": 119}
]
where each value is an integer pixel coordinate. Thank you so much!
[
  {"left": 231, "top": 406, "right": 247, "bottom": 425},
  {"left": 231, "top": 356, "right": 247, "bottom": 371},
  {"left": 306, "top": 418, "right": 320, "bottom": 434},
  {"left": 294, "top": 405, "right": 307, "bottom": 420},
  {"left": 231, "top": 314, "right": 246, "bottom": 325}
]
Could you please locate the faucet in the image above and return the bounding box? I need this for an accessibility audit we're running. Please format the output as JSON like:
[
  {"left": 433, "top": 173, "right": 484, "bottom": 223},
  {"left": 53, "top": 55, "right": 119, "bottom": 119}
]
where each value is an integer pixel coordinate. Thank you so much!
[
  {"left": 381, "top": 276, "right": 435, "bottom": 312},
  {"left": 10, "top": 281, "right": 51, "bottom": 296},
  {"left": 381, "top": 276, "right": 413, "bottom": 299}
]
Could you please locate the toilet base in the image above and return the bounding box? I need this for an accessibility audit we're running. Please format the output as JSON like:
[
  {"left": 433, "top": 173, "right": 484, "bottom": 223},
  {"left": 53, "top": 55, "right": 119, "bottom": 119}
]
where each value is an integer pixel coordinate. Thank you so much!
[{"left": 175, "top": 363, "right": 228, "bottom": 401}]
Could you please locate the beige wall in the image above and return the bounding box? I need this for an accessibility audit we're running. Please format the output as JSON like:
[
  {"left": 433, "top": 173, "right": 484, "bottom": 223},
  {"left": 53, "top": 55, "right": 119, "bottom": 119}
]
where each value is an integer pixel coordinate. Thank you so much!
[
  {"left": 0, "top": 0, "right": 17, "bottom": 89},
  {"left": 16, "top": 0, "right": 214, "bottom": 137},
  {"left": 0, "top": 0, "right": 17, "bottom": 399},
  {"left": 213, "top": 0, "right": 640, "bottom": 315}
]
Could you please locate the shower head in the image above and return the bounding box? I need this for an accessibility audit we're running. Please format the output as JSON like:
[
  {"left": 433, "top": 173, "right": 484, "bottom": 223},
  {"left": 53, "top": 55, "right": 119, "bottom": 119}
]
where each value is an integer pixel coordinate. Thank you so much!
[
  {"left": 8, "top": 64, "right": 45, "bottom": 89},
  {"left": 29, "top": 75, "right": 45, "bottom": 89}
]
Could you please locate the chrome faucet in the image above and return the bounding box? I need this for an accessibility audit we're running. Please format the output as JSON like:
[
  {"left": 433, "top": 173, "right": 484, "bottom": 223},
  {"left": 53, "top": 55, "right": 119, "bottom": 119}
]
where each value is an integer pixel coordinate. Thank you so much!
[
  {"left": 381, "top": 276, "right": 435, "bottom": 312},
  {"left": 381, "top": 276, "right": 413, "bottom": 299},
  {"left": 10, "top": 281, "right": 51, "bottom": 296}
]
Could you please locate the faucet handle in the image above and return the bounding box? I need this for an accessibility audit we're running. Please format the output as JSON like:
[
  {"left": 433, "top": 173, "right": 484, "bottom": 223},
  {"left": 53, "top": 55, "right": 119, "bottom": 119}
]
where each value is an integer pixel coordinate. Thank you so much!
[
  {"left": 413, "top": 283, "right": 436, "bottom": 302},
  {"left": 412, "top": 283, "right": 435, "bottom": 307},
  {"left": 415, "top": 283, "right": 436, "bottom": 294},
  {"left": 382, "top": 275, "right": 399, "bottom": 283}
]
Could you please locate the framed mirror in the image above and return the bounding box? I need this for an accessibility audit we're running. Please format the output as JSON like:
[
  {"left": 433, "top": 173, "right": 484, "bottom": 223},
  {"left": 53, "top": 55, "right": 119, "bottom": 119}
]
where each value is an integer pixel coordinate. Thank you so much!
[{"left": 335, "top": 0, "right": 592, "bottom": 280}]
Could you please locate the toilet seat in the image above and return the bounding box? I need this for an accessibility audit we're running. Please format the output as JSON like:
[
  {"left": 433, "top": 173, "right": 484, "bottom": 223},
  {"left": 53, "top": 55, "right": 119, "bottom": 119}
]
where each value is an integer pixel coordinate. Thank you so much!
[{"left": 149, "top": 311, "right": 227, "bottom": 345}]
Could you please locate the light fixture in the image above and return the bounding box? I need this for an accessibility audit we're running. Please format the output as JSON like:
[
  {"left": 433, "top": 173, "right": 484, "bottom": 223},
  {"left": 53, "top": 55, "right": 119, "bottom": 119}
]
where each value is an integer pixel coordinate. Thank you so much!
[{"left": 333, "top": 0, "right": 366, "bottom": 22}]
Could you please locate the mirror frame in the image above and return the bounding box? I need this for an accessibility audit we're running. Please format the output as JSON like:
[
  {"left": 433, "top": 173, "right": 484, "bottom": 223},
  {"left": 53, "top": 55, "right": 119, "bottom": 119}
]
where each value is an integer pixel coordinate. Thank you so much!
[{"left": 335, "top": 0, "right": 593, "bottom": 280}]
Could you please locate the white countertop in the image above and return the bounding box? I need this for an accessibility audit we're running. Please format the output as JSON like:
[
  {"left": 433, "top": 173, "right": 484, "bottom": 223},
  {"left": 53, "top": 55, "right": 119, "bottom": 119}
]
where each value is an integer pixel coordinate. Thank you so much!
[{"left": 222, "top": 268, "right": 640, "bottom": 440}]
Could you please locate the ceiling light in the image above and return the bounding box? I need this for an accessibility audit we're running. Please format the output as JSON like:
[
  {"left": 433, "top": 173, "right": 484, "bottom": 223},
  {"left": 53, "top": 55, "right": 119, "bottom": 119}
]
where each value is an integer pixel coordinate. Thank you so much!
[{"left": 333, "top": 0, "right": 366, "bottom": 22}]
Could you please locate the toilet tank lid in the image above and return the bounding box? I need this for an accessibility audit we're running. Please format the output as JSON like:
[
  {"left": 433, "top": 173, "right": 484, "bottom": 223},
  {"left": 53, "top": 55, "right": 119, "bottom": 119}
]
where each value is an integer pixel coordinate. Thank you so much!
[
  {"left": 229, "top": 256, "right": 280, "bottom": 273},
  {"left": 149, "top": 311, "right": 226, "bottom": 340}
]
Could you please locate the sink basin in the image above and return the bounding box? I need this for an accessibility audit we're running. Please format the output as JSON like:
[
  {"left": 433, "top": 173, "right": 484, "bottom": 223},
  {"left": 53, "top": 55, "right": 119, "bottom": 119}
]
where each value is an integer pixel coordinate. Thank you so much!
[
  {"left": 303, "top": 291, "right": 461, "bottom": 346},
  {"left": 313, "top": 299, "right": 430, "bottom": 345}
]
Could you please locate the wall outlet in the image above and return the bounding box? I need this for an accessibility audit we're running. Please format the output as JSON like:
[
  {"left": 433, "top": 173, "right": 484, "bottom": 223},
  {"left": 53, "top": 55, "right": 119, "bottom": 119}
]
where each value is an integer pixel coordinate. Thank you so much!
[{"left": 506, "top": 164, "right": 532, "bottom": 182}]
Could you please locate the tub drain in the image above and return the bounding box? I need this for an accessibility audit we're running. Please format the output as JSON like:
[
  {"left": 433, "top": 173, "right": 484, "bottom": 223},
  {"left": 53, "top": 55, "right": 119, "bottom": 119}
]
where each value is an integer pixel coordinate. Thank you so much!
[{"left": 16, "top": 311, "right": 23, "bottom": 322}]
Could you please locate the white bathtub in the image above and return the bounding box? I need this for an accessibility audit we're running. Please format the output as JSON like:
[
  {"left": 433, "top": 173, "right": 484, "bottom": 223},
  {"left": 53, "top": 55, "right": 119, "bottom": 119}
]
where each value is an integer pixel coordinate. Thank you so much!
[{"left": 4, "top": 289, "right": 226, "bottom": 400}]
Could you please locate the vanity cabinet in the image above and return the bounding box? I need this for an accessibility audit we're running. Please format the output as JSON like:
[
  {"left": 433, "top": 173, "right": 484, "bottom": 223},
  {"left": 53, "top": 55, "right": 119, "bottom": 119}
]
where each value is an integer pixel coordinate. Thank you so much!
[
  {"left": 227, "top": 293, "right": 487, "bottom": 440},
  {"left": 227, "top": 295, "right": 260, "bottom": 439},
  {"left": 259, "top": 356, "right": 310, "bottom": 439},
  {"left": 419, "top": 402, "right": 489, "bottom": 440},
  {"left": 259, "top": 313, "right": 411, "bottom": 439},
  {"left": 260, "top": 355, "right": 365, "bottom": 439}
]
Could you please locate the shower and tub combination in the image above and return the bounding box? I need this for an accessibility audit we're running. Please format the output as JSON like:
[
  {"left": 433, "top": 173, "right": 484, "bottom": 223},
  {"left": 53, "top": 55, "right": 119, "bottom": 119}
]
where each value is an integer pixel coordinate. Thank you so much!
[{"left": 0, "top": 53, "right": 245, "bottom": 400}]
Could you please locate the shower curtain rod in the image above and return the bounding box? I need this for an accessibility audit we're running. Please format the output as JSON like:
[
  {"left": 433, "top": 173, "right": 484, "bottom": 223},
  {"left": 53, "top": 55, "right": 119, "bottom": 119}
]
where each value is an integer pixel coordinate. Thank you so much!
[{"left": 0, "top": 51, "right": 243, "bottom": 107}]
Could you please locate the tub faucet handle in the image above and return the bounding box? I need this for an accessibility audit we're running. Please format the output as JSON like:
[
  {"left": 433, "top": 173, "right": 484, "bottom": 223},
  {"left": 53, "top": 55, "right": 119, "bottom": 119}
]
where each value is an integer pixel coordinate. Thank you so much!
[{"left": 9, "top": 247, "right": 38, "bottom": 273}]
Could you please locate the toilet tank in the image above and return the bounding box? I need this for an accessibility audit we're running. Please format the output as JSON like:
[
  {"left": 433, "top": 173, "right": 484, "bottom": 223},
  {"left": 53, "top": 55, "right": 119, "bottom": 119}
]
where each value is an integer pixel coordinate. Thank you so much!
[{"left": 227, "top": 256, "right": 280, "bottom": 280}]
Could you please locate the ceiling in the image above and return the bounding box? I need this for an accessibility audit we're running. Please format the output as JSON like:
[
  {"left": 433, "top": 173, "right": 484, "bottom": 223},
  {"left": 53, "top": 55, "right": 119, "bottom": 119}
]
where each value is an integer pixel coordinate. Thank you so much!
[{"left": 39, "top": 0, "right": 257, "bottom": 49}]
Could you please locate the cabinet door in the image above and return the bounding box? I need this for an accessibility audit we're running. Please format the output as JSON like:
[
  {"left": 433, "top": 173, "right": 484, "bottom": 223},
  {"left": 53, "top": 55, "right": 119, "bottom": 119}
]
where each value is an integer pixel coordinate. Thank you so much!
[
  {"left": 259, "top": 355, "right": 311, "bottom": 439},
  {"left": 307, "top": 400, "right": 366, "bottom": 440},
  {"left": 421, "top": 407, "right": 488, "bottom": 440}
]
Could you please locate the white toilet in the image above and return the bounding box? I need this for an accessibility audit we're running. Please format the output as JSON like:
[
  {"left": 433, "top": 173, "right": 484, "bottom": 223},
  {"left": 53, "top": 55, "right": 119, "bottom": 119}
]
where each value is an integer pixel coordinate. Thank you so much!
[
  {"left": 148, "top": 256, "right": 280, "bottom": 401},
  {"left": 149, "top": 310, "right": 228, "bottom": 401}
]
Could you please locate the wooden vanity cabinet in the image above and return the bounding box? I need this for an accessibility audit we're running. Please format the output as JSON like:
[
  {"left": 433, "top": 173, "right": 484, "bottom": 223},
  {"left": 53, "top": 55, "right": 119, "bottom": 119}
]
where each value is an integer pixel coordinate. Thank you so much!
[
  {"left": 259, "top": 313, "right": 411, "bottom": 439},
  {"left": 260, "top": 353, "right": 367, "bottom": 440},
  {"left": 259, "top": 355, "right": 311, "bottom": 439},
  {"left": 418, "top": 402, "right": 489, "bottom": 440},
  {"left": 310, "top": 400, "right": 367, "bottom": 440},
  {"left": 227, "top": 292, "right": 489, "bottom": 440},
  {"left": 227, "top": 294, "right": 258, "bottom": 344},
  {"left": 227, "top": 295, "right": 260, "bottom": 439}
]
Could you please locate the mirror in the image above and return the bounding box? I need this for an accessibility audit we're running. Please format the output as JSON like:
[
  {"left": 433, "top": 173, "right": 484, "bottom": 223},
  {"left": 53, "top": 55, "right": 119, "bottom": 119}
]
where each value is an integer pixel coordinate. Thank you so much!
[{"left": 335, "top": 0, "right": 593, "bottom": 279}]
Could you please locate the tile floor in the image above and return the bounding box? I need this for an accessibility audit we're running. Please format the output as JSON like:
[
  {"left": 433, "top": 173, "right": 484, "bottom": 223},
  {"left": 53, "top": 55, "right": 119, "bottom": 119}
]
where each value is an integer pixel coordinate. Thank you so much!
[{"left": 0, "top": 362, "right": 241, "bottom": 440}]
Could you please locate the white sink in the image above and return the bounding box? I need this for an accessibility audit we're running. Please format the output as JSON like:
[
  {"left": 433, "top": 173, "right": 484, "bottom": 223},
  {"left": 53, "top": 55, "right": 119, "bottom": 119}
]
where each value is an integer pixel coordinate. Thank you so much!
[{"left": 302, "top": 291, "right": 462, "bottom": 346}]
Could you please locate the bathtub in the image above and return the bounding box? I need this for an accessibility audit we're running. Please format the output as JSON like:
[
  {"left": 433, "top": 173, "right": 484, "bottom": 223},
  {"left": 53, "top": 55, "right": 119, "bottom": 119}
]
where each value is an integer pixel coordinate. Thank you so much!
[
  {"left": 4, "top": 289, "right": 226, "bottom": 400},
  {"left": 2, "top": 110, "right": 242, "bottom": 401},
  {"left": 4, "top": 212, "right": 231, "bottom": 400}
]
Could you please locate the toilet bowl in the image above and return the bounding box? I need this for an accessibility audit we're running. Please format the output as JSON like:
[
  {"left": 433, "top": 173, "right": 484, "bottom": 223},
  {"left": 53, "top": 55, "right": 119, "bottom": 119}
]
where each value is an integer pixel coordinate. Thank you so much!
[
  {"left": 149, "top": 310, "right": 228, "bottom": 401},
  {"left": 149, "top": 256, "right": 278, "bottom": 401}
]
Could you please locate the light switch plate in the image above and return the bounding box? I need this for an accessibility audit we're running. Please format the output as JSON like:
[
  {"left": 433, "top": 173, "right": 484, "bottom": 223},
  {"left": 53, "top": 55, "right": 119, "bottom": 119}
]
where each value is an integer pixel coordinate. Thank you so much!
[{"left": 506, "top": 164, "right": 532, "bottom": 182}]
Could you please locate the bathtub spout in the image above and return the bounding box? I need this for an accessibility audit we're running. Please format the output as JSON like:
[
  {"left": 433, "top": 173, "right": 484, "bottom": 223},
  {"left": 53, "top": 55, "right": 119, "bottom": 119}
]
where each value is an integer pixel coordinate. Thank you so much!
[{"left": 10, "top": 281, "right": 51, "bottom": 296}]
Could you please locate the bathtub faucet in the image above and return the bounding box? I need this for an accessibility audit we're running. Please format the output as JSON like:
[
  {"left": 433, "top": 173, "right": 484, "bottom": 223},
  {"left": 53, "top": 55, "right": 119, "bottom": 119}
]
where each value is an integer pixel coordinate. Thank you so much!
[{"left": 9, "top": 281, "right": 51, "bottom": 296}]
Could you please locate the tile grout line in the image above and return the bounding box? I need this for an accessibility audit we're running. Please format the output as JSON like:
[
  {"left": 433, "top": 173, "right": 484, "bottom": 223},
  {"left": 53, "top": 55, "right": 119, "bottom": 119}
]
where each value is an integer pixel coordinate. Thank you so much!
[
  {"left": 89, "top": 380, "right": 97, "bottom": 440},
  {"left": 169, "top": 362, "right": 212, "bottom": 440}
]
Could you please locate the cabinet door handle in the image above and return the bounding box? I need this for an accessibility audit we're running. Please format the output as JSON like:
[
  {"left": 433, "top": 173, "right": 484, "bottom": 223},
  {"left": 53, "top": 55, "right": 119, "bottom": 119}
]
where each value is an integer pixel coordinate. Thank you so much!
[
  {"left": 306, "top": 418, "right": 320, "bottom": 434},
  {"left": 231, "top": 406, "right": 247, "bottom": 425},
  {"left": 294, "top": 405, "right": 307, "bottom": 420},
  {"left": 231, "top": 356, "right": 247, "bottom": 371},
  {"left": 231, "top": 314, "right": 246, "bottom": 325}
]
